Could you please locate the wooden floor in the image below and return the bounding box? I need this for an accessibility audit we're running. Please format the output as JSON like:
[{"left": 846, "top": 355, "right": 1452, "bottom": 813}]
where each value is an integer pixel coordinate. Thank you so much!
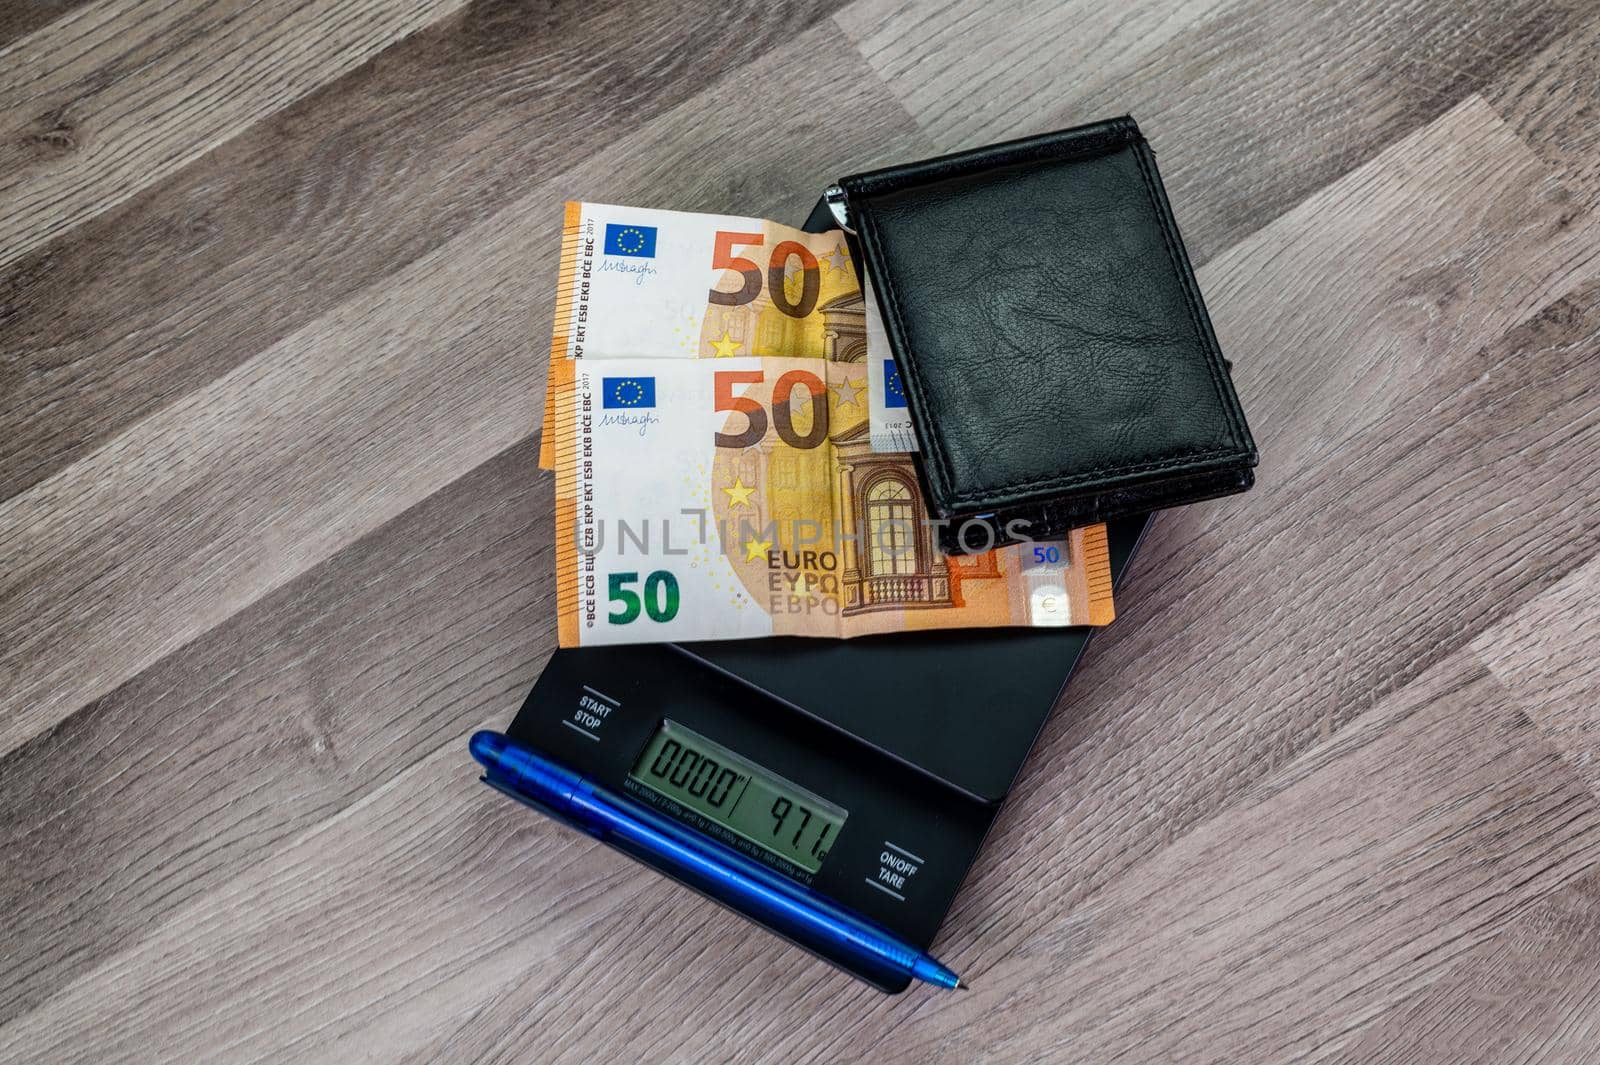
[{"left": 3, "top": 1, "right": 1600, "bottom": 1061}]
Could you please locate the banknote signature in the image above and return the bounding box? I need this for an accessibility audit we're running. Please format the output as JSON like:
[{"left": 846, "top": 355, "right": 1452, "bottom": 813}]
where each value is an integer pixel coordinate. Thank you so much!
[
  {"left": 597, "top": 410, "right": 661, "bottom": 437},
  {"left": 597, "top": 259, "right": 658, "bottom": 286}
]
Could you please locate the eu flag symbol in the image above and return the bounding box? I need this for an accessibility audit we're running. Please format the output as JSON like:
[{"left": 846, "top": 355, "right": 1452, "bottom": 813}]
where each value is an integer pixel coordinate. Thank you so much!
[
  {"left": 883, "top": 360, "right": 908, "bottom": 408},
  {"left": 602, "top": 377, "right": 656, "bottom": 409},
  {"left": 603, "top": 223, "right": 657, "bottom": 258}
]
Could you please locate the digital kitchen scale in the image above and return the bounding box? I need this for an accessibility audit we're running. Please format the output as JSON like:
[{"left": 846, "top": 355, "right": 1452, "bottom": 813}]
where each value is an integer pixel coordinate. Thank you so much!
[{"left": 494, "top": 513, "right": 1146, "bottom": 992}]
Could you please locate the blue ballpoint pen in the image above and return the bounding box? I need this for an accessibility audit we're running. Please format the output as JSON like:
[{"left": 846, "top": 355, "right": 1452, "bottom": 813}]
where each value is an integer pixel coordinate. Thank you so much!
[{"left": 469, "top": 730, "right": 965, "bottom": 991}]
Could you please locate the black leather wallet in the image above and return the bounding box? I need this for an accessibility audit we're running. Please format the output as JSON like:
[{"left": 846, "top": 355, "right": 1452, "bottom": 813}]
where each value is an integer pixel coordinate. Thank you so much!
[{"left": 832, "top": 117, "right": 1257, "bottom": 552}]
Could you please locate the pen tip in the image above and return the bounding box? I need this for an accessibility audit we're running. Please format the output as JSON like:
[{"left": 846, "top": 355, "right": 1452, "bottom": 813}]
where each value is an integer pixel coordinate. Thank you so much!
[{"left": 956, "top": 978, "right": 971, "bottom": 991}]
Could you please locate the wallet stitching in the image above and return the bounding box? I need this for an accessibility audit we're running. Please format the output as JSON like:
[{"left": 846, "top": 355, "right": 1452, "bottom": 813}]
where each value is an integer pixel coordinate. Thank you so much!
[
  {"left": 845, "top": 118, "right": 1139, "bottom": 198},
  {"left": 1129, "top": 142, "right": 1251, "bottom": 451},
  {"left": 856, "top": 202, "right": 963, "bottom": 496},
  {"left": 861, "top": 135, "right": 1251, "bottom": 505}
]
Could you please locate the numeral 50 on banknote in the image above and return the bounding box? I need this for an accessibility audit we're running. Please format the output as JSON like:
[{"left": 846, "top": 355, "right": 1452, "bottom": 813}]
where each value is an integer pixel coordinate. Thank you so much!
[
  {"left": 708, "top": 231, "right": 822, "bottom": 318},
  {"left": 713, "top": 369, "right": 828, "bottom": 449}
]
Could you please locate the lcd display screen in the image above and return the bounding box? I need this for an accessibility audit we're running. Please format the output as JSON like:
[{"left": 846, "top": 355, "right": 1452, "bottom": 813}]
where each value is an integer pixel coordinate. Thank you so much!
[{"left": 629, "top": 720, "right": 847, "bottom": 873}]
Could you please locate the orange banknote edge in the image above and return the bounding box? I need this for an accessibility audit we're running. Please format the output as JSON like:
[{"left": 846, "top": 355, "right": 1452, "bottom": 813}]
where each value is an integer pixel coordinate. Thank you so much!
[{"left": 539, "top": 201, "right": 585, "bottom": 470}]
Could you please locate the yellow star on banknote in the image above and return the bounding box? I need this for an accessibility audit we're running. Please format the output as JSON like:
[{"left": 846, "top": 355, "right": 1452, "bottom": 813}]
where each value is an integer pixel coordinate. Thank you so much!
[
  {"left": 830, "top": 376, "right": 865, "bottom": 408},
  {"left": 743, "top": 537, "right": 772, "bottom": 562},
  {"left": 723, "top": 477, "right": 756, "bottom": 508},
  {"left": 709, "top": 331, "right": 743, "bottom": 358}
]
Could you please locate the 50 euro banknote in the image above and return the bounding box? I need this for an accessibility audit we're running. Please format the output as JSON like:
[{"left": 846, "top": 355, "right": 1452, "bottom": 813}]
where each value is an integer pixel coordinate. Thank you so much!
[
  {"left": 539, "top": 202, "right": 862, "bottom": 468},
  {"left": 548, "top": 355, "right": 1115, "bottom": 648}
]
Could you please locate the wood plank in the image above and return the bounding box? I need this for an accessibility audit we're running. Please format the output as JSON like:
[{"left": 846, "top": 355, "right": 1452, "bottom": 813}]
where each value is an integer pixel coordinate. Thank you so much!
[
  {"left": 1486, "top": 12, "right": 1600, "bottom": 206},
  {"left": 0, "top": 0, "right": 855, "bottom": 501},
  {"left": 894, "top": 654, "right": 1600, "bottom": 1064},
  {"left": 0, "top": 24, "right": 928, "bottom": 759},
  {"left": 1474, "top": 556, "right": 1600, "bottom": 801},
  {"left": 835, "top": 0, "right": 1590, "bottom": 263},
  {"left": 0, "top": 0, "right": 99, "bottom": 51},
  {"left": 400, "top": 888, "right": 888, "bottom": 1065},
  {"left": 1336, "top": 870, "right": 1600, "bottom": 1063},
  {"left": 0, "top": 0, "right": 469, "bottom": 271},
  {"left": 0, "top": 440, "right": 552, "bottom": 1024},
  {"left": 928, "top": 97, "right": 1600, "bottom": 966},
  {"left": 836, "top": 0, "right": 1233, "bottom": 147},
  {"left": 0, "top": 710, "right": 673, "bottom": 1065}
]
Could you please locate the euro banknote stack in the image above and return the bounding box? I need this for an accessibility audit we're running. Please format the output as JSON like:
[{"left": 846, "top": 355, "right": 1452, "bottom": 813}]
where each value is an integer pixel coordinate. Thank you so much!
[{"left": 541, "top": 202, "right": 1116, "bottom": 648}]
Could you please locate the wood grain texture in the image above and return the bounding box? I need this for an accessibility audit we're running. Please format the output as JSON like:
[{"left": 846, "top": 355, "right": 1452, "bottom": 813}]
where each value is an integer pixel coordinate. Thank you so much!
[
  {"left": 0, "top": 440, "right": 555, "bottom": 1024},
  {"left": 1474, "top": 556, "right": 1600, "bottom": 801},
  {"left": 916, "top": 653, "right": 1600, "bottom": 1064},
  {"left": 4, "top": 2, "right": 1600, "bottom": 1063},
  {"left": 836, "top": 0, "right": 1590, "bottom": 263},
  {"left": 0, "top": 0, "right": 470, "bottom": 270},
  {"left": 0, "top": 0, "right": 94, "bottom": 50},
  {"left": 1336, "top": 871, "right": 1600, "bottom": 1063},
  {"left": 0, "top": 709, "right": 663, "bottom": 1064},
  {"left": 0, "top": 0, "right": 853, "bottom": 501},
  {"left": 1485, "top": 10, "right": 1600, "bottom": 207}
]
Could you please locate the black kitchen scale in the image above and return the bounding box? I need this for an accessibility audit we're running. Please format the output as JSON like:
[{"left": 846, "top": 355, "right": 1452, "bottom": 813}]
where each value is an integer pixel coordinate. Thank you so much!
[
  {"left": 501, "top": 513, "right": 1147, "bottom": 992},
  {"left": 493, "top": 200, "right": 1149, "bottom": 991}
]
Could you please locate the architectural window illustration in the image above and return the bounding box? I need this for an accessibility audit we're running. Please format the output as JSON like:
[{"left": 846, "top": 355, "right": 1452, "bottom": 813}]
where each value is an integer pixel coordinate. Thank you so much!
[{"left": 866, "top": 477, "right": 917, "bottom": 577}]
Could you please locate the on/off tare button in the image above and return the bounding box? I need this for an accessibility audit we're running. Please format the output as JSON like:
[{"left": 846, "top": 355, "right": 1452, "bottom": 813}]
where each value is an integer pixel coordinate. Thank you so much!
[
  {"left": 865, "top": 840, "right": 924, "bottom": 902},
  {"left": 563, "top": 685, "right": 618, "bottom": 742}
]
